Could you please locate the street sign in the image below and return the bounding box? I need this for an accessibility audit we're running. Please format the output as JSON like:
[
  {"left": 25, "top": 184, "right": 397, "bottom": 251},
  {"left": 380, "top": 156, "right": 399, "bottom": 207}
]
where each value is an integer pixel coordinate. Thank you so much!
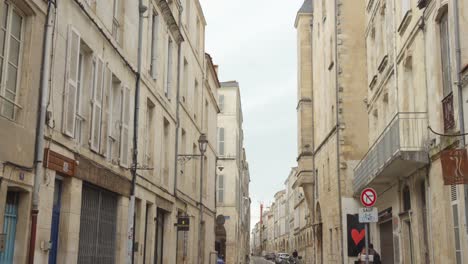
[
  {"left": 360, "top": 188, "right": 377, "bottom": 207},
  {"left": 359, "top": 207, "right": 378, "bottom": 223},
  {"left": 177, "top": 216, "right": 190, "bottom": 231}
]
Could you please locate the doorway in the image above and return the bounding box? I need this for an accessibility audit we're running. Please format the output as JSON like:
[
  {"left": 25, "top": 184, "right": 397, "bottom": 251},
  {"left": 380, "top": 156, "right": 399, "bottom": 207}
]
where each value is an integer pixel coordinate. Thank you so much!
[
  {"left": 0, "top": 191, "right": 19, "bottom": 264},
  {"left": 49, "top": 180, "right": 62, "bottom": 264},
  {"left": 379, "top": 220, "right": 394, "bottom": 264}
]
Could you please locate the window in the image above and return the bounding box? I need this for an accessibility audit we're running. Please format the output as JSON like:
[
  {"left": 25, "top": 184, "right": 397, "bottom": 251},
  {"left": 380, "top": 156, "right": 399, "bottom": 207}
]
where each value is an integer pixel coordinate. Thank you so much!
[
  {"left": 107, "top": 75, "right": 122, "bottom": 162},
  {"left": 439, "top": 11, "right": 451, "bottom": 97},
  {"left": 203, "top": 100, "right": 208, "bottom": 132},
  {"left": 144, "top": 100, "right": 155, "bottom": 167},
  {"left": 165, "top": 38, "right": 173, "bottom": 98},
  {"left": 162, "top": 118, "right": 170, "bottom": 185},
  {"left": 451, "top": 185, "right": 462, "bottom": 264},
  {"left": 120, "top": 86, "right": 131, "bottom": 167},
  {"left": 218, "top": 94, "right": 224, "bottom": 112},
  {"left": 74, "top": 52, "right": 85, "bottom": 144},
  {"left": 112, "top": 0, "right": 121, "bottom": 42},
  {"left": 90, "top": 57, "right": 105, "bottom": 152},
  {"left": 63, "top": 26, "right": 81, "bottom": 136},
  {"left": 151, "top": 11, "right": 159, "bottom": 79},
  {"left": 0, "top": 3, "right": 23, "bottom": 120},
  {"left": 182, "top": 59, "right": 188, "bottom": 102},
  {"left": 218, "top": 127, "right": 225, "bottom": 156},
  {"left": 192, "top": 143, "right": 198, "bottom": 191},
  {"left": 196, "top": 17, "right": 201, "bottom": 53},
  {"left": 217, "top": 174, "right": 224, "bottom": 203},
  {"left": 401, "top": 0, "right": 411, "bottom": 18},
  {"left": 194, "top": 80, "right": 199, "bottom": 119},
  {"left": 403, "top": 185, "right": 411, "bottom": 211},
  {"left": 154, "top": 209, "right": 166, "bottom": 264},
  {"left": 185, "top": 0, "right": 190, "bottom": 26}
]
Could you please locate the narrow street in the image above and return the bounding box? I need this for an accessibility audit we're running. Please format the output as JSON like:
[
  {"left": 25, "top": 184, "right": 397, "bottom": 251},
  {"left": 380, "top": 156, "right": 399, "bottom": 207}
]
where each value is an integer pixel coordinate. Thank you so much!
[{"left": 251, "top": 256, "right": 274, "bottom": 264}]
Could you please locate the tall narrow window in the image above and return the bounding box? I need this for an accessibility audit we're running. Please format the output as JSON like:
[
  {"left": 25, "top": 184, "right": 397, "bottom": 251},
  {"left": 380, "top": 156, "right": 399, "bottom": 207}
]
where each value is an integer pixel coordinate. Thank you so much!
[
  {"left": 0, "top": 4, "right": 23, "bottom": 120},
  {"left": 75, "top": 52, "right": 85, "bottom": 144},
  {"left": 194, "top": 80, "right": 199, "bottom": 119},
  {"left": 112, "top": 0, "right": 120, "bottom": 42},
  {"left": 401, "top": 0, "right": 411, "bottom": 18},
  {"left": 218, "top": 127, "right": 225, "bottom": 156},
  {"left": 151, "top": 11, "right": 159, "bottom": 79},
  {"left": 90, "top": 58, "right": 105, "bottom": 152},
  {"left": 451, "top": 185, "right": 462, "bottom": 264},
  {"left": 108, "top": 76, "right": 122, "bottom": 162},
  {"left": 439, "top": 12, "right": 451, "bottom": 97},
  {"left": 182, "top": 59, "right": 188, "bottom": 102},
  {"left": 120, "top": 86, "right": 131, "bottom": 167},
  {"left": 144, "top": 100, "right": 155, "bottom": 167},
  {"left": 218, "top": 94, "right": 224, "bottom": 112},
  {"left": 203, "top": 100, "right": 208, "bottom": 132},
  {"left": 185, "top": 0, "right": 190, "bottom": 25},
  {"left": 63, "top": 26, "right": 80, "bottom": 136},
  {"left": 192, "top": 143, "right": 198, "bottom": 191},
  {"left": 403, "top": 185, "right": 411, "bottom": 211},
  {"left": 196, "top": 17, "right": 201, "bottom": 54},
  {"left": 162, "top": 118, "right": 170, "bottom": 185},
  {"left": 154, "top": 209, "right": 165, "bottom": 264},
  {"left": 165, "top": 38, "right": 173, "bottom": 98},
  {"left": 217, "top": 174, "right": 224, "bottom": 203}
]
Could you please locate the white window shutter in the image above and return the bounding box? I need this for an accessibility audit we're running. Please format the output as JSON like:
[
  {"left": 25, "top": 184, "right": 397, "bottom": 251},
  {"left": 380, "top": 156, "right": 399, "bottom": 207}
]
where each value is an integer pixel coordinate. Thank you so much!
[
  {"left": 120, "top": 86, "right": 131, "bottom": 167},
  {"left": 101, "top": 65, "right": 112, "bottom": 155},
  {"left": 63, "top": 26, "right": 81, "bottom": 137},
  {"left": 90, "top": 58, "right": 104, "bottom": 152}
]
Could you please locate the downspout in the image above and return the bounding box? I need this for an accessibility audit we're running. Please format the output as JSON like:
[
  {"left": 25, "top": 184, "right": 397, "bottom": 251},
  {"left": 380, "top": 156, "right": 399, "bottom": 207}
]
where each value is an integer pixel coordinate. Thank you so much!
[
  {"left": 29, "top": 1, "right": 56, "bottom": 263},
  {"left": 309, "top": 17, "right": 317, "bottom": 264},
  {"left": 173, "top": 1, "right": 183, "bottom": 201},
  {"left": 419, "top": 6, "right": 435, "bottom": 262},
  {"left": 333, "top": 0, "right": 344, "bottom": 263},
  {"left": 173, "top": 4, "right": 182, "bottom": 264},
  {"left": 128, "top": 1, "right": 146, "bottom": 263},
  {"left": 453, "top": 0, "right": 465, "bottom": 147}
]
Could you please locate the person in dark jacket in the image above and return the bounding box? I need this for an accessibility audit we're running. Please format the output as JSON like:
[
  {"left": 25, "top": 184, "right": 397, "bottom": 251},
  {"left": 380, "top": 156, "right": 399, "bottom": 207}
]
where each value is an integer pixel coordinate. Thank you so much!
[{"left": 358, "top": 244, "right": 381, "bottom": 264}]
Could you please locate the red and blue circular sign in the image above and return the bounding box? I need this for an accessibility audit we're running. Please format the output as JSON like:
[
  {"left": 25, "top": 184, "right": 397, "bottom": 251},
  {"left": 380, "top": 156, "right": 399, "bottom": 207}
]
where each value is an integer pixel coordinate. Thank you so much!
[{"left": 360, "top": 188, "right": 377, "bottom": 207}]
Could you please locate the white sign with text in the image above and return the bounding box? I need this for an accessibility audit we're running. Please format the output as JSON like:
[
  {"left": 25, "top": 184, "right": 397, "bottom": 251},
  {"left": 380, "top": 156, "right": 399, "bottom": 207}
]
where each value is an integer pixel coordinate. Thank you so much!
[{"left": 359, "top": 207, "right": 378, "bottom": 223}]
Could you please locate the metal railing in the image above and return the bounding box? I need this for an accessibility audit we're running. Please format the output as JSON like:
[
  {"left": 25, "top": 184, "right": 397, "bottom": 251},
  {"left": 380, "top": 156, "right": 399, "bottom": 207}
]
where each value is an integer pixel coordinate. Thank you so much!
[{"left": 354, "top": 112, "right": 428, "bottom": 191}]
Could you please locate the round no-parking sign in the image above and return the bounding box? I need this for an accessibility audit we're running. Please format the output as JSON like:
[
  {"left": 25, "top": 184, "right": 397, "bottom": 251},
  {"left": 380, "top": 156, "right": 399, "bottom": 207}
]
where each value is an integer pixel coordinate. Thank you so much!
[{"left": 360, "top": 188, "right": 377, "bottom": 207}]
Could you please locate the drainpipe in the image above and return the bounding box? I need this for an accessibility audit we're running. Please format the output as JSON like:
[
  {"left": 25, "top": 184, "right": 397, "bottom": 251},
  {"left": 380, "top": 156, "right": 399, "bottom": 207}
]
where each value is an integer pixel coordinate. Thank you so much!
[
  {"left": 127, "top": 1, "right": 146, "bottom": 263},
  {"left": 453, "top": 0, "right": 465, "bottom": 147},
  {"left": 173, "top": 4, "right": 183, "bottom": 264},
  {"left": 309, "top": 17, "right": 317, "bottom": 264},
  {"left": 333, "top": 0, "right": 344, "bottom": 263},
  {"left": 28, "top": 1, "right": 56, "bottom": 263}
]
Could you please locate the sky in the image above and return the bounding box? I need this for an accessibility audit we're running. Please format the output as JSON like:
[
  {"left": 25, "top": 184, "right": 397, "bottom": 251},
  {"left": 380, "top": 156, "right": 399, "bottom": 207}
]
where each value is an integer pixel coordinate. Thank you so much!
[{"left": 199, "top": 0, "right": 304, "bottom": 229}]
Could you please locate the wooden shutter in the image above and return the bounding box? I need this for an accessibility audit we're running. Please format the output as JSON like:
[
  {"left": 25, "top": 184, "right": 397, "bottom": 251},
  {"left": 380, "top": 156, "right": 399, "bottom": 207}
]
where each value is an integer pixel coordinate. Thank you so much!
[
  {"left": 120, "top": 86, "right": 131, "bottom": 167},
  {"left": 218, "top": 127, "right": 224, "bottom": 155},
  {"left": 90, "top": 58, "right": 104, "bottom": 152},
  {"left": 63, "top": 26, "right": 81, "bottom": 137},
  {"left": 101, "top": 65, "right": 112, "bottom": 156}
]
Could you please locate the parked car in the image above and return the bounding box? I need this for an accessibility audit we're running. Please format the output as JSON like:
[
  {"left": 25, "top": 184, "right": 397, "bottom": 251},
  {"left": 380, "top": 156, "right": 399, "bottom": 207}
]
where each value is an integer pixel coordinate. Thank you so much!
[
  {"left": 264, "top": 252, "right": 276, "bottom": 261},
  {"left": 276, "top": 253, "right": 290, "bottom": 263}
]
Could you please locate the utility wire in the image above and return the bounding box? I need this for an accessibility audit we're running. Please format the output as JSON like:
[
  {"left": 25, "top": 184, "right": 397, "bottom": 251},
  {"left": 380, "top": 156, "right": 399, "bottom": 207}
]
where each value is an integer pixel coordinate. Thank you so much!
[{"left": 428, "top": 126, "right": 468, "bottom": 137}]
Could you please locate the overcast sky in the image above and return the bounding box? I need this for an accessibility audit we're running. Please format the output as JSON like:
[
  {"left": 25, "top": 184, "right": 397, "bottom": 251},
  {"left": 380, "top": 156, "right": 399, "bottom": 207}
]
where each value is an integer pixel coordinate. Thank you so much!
[{"left": 199, "top": 0, "right": 304, "bottom": 229}]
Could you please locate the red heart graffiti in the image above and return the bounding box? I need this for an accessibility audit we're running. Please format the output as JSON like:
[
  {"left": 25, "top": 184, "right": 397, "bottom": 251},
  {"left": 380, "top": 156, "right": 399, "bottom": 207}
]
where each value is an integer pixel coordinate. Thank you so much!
[{"left": 351, "top": 229, "right": 365, "bottom": 245}]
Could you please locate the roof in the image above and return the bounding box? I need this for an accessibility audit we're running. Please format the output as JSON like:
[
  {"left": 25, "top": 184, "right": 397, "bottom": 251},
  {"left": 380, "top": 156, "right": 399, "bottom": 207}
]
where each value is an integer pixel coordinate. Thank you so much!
[
  {"left": 294, "top": 0, "right": 313, "bottom": 27},
  {"left": 298, "top": 0, "right": 313, "bottom": 14}
]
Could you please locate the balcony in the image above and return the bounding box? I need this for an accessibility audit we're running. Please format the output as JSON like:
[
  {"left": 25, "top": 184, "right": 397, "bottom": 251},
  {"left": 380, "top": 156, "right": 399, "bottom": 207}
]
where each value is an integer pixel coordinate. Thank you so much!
[{"left": 354, "top": 112, "right": 429, "bottom": 194}]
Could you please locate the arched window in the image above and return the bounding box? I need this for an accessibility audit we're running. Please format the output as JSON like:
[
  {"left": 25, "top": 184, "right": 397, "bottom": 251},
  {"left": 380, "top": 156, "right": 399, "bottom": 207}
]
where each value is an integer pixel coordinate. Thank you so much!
[{"left": 403, "top": 185, "right": 411, "bottom": 211}]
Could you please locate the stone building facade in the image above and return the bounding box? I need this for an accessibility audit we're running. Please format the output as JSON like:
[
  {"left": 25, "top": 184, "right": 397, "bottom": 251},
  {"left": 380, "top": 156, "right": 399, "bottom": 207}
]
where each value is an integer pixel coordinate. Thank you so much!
[
  {"left": 215, "top": 80, "right": 251, "bottom": 264},
  {"left": 0, "top": 0, "right": 223, "bottom": 263},
  {"left": 294, "top": 0, "right": 468, "bottom": 264}
]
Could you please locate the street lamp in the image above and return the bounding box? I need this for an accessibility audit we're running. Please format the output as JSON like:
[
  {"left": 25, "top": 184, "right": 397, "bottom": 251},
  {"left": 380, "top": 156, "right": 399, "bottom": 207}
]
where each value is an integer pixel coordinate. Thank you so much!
[{"left": 198, "top": 133, "right": 208, "bottom": 154}]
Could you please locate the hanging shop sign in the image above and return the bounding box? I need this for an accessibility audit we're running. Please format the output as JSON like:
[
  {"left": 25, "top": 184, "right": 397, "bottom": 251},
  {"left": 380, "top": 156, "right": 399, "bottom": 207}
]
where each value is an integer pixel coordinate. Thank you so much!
[
  {"left": 43, "top": 148, "right": 75, "bottom": 177},
  {"left": 441, "top": 149, "right": 468, "bottom": 185},
  {"left": 176, "top": 216, "right": 190, "bottom": 231}
]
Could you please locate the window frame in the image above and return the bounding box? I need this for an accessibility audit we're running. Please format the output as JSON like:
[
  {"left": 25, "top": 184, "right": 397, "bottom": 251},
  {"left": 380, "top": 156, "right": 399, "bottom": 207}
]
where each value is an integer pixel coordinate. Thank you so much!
[{"left": 0, "top": 2, "right": 25, "bottom": 120}]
